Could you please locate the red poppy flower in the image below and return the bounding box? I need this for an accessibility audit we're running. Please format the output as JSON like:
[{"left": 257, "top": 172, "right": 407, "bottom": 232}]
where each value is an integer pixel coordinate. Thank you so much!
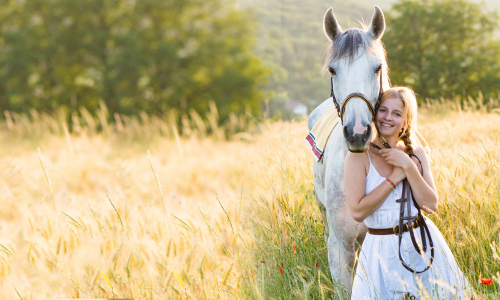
[
  {"left": 316, "top": 263, "right": 319, "bottom": 268},
  {"left": 480, "top": 278, "right": 493, "bottom": 286},
  {"left": 292, "top": 241, "right": 297, "bottom": 254},
  {"left": 279, "top": 266, "right": 283, "bottom": 274}
]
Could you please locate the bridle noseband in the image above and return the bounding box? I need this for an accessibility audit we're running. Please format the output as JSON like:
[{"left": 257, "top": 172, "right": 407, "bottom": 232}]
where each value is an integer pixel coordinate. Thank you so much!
[
  {"left": 330, "top": 68, "right": 389, "bottom": 147},
  {"left": 331, "top": 68, "right": 383, "bottom": 122}
]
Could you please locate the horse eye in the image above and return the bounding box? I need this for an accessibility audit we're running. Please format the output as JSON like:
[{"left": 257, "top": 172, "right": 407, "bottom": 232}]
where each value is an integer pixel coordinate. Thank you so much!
[
  {"left": 375, "top": 65, "right": 382, "bottom": 73},
  {"left": 328, "top": 67, "right": 336, "bottom": 75}
]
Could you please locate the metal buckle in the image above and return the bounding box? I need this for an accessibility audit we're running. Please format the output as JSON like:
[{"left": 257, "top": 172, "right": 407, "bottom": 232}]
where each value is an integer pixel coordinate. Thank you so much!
[
  {"left": 394, "top": 222, "right": 417, "bottom": 235},
  {"left": 393, "top": 225, "right": 399, "bottom": 235}
]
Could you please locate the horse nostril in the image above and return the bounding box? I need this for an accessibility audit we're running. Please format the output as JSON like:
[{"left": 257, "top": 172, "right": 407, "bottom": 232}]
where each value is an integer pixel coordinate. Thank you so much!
[
  {"left": 343, "top": 126, "right": 354, "bottom": 142},
  {"left": 363, "top": 124, "right": 372, "bottom": 143}
]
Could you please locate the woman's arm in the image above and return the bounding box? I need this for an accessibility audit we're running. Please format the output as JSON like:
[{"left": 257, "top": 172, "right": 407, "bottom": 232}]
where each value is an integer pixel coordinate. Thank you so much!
[
  {"left": 403, "top": 146, "right": 438, "bottom": 214},
  {"left": 379, "top": 146, "right": 438, "bottom": 214},
  {"left": 344, "top": 152, "right": 406, "bottom": 222}
]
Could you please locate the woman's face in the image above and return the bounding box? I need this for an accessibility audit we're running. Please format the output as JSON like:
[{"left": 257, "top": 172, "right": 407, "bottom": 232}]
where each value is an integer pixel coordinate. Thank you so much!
[{"left": 375, "top": 97, "right": 405, "bottom": 138}]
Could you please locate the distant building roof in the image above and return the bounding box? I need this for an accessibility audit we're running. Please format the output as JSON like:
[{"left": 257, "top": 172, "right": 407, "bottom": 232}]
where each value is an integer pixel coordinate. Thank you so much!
[{"left": 284, "top": 100, "right": 308, "bottom": 115}]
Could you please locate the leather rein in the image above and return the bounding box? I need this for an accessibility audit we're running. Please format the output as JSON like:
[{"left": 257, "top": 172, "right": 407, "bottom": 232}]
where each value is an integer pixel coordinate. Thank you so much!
[
  {"left": 370, "top": 143, "right": 435, "bottom": 273},
  {"left": 330, "top": 69, "right": 435, "bottom": 273}
]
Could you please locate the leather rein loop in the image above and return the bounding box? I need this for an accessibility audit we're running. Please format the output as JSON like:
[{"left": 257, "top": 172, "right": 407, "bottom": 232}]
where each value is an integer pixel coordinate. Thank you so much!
[
  {"left": 370, "top": 143, "right": 435, "bottom": 273},
  {"left": 398, "top": 155, "right": 435, "bottom": 274}
]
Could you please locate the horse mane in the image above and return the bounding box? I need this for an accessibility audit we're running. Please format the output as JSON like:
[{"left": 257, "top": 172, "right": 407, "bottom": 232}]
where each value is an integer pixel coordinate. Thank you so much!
[{"left": 322, "top": 27, "right": 388, "bottom": 74}]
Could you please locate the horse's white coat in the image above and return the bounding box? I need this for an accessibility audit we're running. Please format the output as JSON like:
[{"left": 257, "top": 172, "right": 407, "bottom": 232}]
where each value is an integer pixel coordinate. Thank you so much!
[{"left": 307, "top": 6, "right": 391, "bottom": 290}]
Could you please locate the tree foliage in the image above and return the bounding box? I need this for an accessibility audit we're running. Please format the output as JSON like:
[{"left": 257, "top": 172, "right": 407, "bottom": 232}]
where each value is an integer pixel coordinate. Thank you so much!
[
  {"left": 0, "top": 0, "right": 268, "bottom": 120},
  {"left": 384, "top": 0, "right": 500, "bottom": 101},
  {"left": 240, "top": 0, "right": 373, "bottom": 115}
]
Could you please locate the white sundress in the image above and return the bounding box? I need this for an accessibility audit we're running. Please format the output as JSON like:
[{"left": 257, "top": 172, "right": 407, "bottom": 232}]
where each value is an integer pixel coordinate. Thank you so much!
[{"left": 351, "top": 152, "right": 470, "bottom": 300}]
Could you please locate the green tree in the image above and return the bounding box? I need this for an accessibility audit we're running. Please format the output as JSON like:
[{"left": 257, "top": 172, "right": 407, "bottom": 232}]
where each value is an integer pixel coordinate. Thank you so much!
[
  {"left": 384, "top": 0, "right": 500, "bottom": 101},
  {"left": 240, "top": 0, "right": 373, "bottom": 116},
  {"left": 0, "top": 0, "right": 268, "bottom": 121}
]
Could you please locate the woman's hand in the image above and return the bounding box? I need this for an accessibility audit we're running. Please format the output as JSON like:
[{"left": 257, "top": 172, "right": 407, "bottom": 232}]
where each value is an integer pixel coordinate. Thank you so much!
[
  {"left": 379, "top": 148, "right": 413, "bottom": 170},
  {"left": 390, "top": 166, "right": 406, "bottom": 184}
]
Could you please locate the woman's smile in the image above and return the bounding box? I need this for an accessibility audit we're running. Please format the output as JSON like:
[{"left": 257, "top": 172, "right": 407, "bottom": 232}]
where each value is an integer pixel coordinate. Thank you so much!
[
  {"left": 379, "top": 122, "right": 394, "bottom": 128},
  {"left": 375, "top": 97, "right": 405, "bottom": 138}
]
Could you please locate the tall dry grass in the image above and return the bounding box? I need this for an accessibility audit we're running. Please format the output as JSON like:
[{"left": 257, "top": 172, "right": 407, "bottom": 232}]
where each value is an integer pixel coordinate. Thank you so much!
[
  {"left": 239, "top": 103, "right": 500, "bottom": 299},
  {"left": 2, "top": 100, "right": 259, "bottom": 143},
  {"left": 0, "top": 97, "right": 499, "bottom": 299},
  {"left": 0, "top": 104, "right": 258, "bottom": 299}
]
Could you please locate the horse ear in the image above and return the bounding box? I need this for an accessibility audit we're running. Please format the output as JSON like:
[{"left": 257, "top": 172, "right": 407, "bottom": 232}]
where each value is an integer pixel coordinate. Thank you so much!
[
  {"left": 367, "top": 6, "right": 385, "bottom": 40},
  {"left": 323, "top": 8, "right": 342, "bottom": 41}
]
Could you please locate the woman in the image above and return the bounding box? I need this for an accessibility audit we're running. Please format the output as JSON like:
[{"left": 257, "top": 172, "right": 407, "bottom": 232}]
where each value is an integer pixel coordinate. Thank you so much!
[{"left": 345, "top": 87, "right": 469, "bottom": 299}]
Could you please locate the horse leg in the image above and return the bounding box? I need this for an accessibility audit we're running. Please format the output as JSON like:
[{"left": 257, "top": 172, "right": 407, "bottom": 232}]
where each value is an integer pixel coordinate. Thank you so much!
[
  {"left": 324, "top": 188, "right": 366, "bottom": 296},
  {"left": 313, "top": 161, "right": 329, "bottom": 241},
  {"left": 326, "top": 231, "right": 356, "bottom": 296},
  {"left": 352, "top": 230, "right": 367, "bottom": 281},
  {"left": 315, "top": 193, "right": 329, "bottom": 241}
]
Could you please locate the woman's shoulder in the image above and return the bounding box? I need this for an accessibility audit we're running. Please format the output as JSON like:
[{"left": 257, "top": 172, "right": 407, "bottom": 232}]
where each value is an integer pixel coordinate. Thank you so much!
[
  {"left": 410, "top": 145, "right": 431, "bottom": 173},
  {"left": 411, "top": 145, "right": 427, "bottom": 158},
  {"left": 345, "top": 150, "right": 369, "bottom": 162},
  {"left": 345, "top": 150, "right": 370, "bottom": 175},
  {"left": 345, "top": 151, "right": 366, "bottom": 162}
]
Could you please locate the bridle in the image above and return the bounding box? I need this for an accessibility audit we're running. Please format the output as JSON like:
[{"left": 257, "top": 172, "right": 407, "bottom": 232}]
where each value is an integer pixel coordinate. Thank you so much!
[{"left": 330, "top": 67, "right": 390, "bottom": 148}]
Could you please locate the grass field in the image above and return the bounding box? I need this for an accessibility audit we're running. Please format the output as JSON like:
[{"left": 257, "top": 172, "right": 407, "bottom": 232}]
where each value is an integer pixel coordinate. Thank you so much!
[
  {"left": 0, "top": 101, "right": 499, "bottom": 299},
  {"left": 241, "top": 105, "right": 500, "bottom": 299}
]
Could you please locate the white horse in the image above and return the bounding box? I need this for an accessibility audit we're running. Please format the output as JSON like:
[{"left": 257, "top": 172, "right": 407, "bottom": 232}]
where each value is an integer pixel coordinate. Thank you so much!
[{"left": 307, "top": 6, "right": 390, "bottom": 292}]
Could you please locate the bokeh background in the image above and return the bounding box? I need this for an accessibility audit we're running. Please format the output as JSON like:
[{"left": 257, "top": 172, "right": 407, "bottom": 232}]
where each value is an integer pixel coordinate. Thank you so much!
[
  {"left": 0, "top": 0, "right": 500, "bottom": 299},
  {"left": 0, "top": 0, "right": 499, "bottom": 121}
]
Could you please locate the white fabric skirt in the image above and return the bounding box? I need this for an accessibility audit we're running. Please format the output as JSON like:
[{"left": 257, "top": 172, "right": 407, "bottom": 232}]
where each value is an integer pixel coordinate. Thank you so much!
[{"left": 351, "top": 218, "right": 470, "bottom": 300}]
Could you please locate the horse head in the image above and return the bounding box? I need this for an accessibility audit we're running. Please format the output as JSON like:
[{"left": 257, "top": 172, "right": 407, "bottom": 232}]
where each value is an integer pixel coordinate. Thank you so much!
[{"left": 323, "top": 6, "right": 389, "bottom": 153}]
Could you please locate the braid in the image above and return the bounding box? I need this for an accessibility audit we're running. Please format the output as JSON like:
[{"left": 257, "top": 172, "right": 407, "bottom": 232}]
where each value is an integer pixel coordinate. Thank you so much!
[{"left": 399, "top": 126, "right": 413, "bottom": 154}]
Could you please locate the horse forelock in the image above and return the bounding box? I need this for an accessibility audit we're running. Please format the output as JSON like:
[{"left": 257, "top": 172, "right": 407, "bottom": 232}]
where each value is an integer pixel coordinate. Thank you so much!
[{"left": 322, "top": 28, "right": 387, "bottom": 73}]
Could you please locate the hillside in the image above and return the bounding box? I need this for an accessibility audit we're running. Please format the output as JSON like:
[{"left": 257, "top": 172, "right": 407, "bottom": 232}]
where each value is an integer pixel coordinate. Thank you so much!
[
  {"left": 357, "top": 0, "right": 500, "bottom": 11},
  {"left": 239, "top": 0, "right": 374, "bottom": 117},
  {"left": 240, "top": 0, "right": 499, "bottom": 117}
]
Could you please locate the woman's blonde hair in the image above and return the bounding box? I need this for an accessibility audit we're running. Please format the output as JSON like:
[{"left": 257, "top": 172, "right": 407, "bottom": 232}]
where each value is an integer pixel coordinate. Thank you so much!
[{"left": 379, "top": 87, "right": 418, "bottom": 154}]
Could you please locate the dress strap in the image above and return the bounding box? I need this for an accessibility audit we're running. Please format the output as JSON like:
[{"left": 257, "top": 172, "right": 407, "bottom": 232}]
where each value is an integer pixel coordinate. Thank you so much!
[{"left": 367, "top": 151, "right": 372, "bottom": 164}]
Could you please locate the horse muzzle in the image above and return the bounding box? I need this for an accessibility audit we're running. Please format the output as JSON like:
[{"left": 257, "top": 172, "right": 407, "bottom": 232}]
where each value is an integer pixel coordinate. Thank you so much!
[{"left": 343, "top": 123, "right": 372, "bottom": 153}]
